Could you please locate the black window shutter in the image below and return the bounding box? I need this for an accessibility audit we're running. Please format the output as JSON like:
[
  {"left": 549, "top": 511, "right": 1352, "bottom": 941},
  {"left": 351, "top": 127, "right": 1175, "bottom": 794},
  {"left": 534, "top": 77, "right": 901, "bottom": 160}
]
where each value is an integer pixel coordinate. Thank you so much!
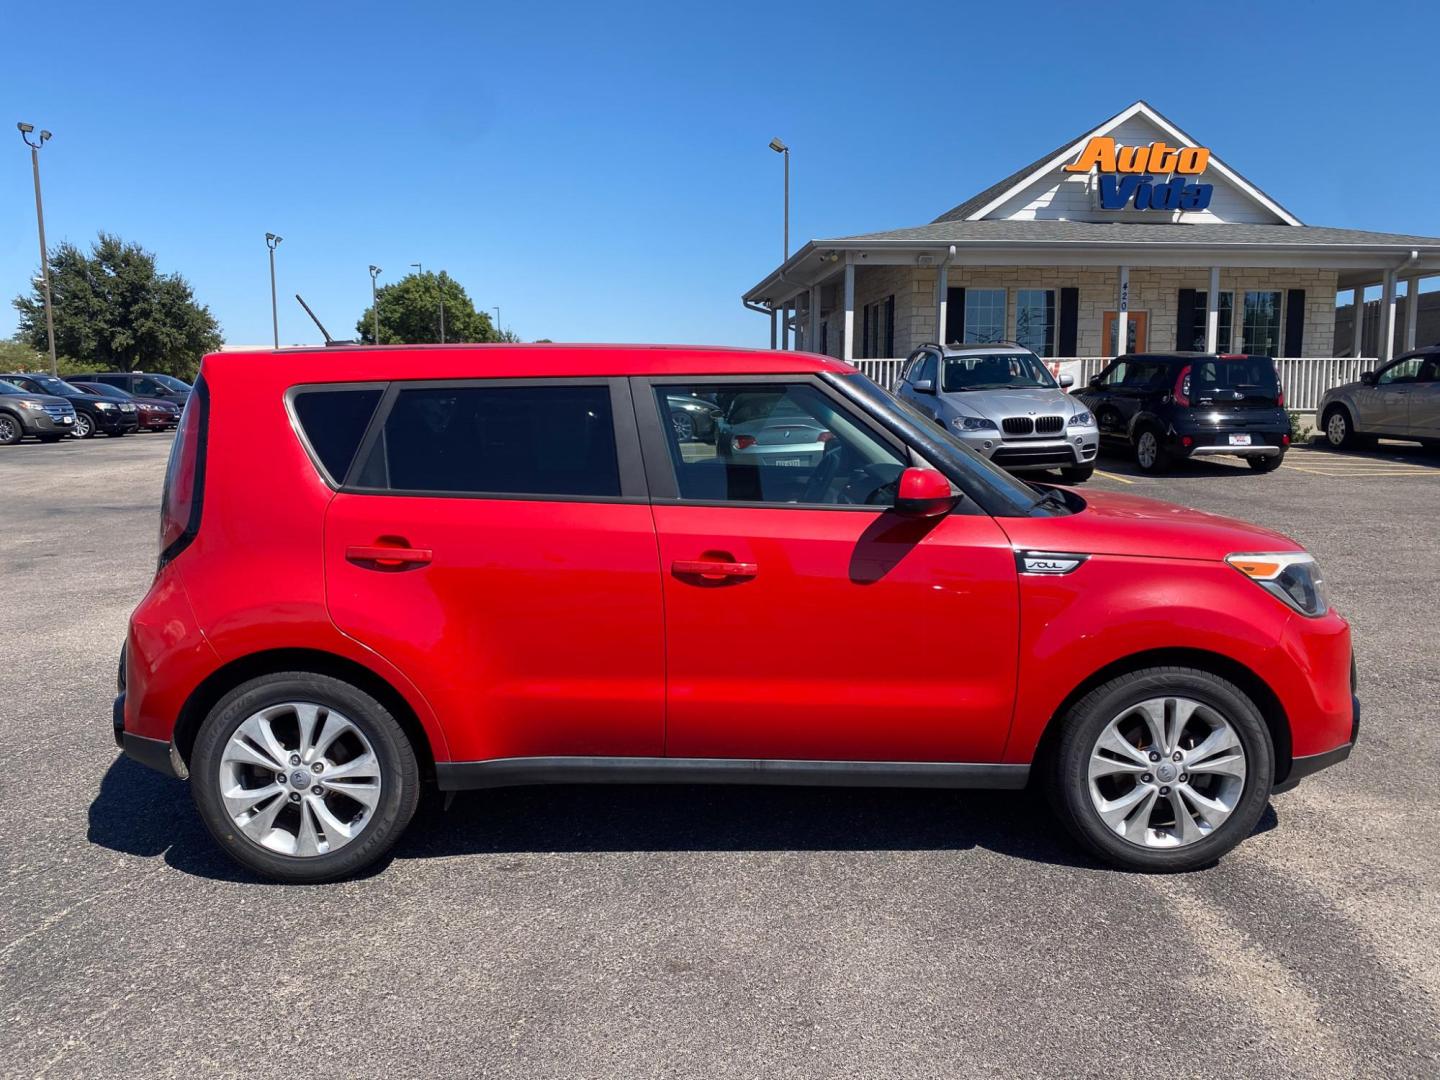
[
  {"left": 946, "top": 287, "right": 965, "bottom": 345},
  {"left": 1176, "top": 289, "right": 1197, "bottom": 351},
  {"left": 1059, "top": 287, "right": 1079, "bottom": 356},
  {"left": 1283, "top": 290, "right": 1305, "bottom": 357},
  {"left": 861, "top": 304, "right": 872, "bottom": 360},
  {"left": 884, "top": 296, "right": 895, "bottom": 356}
]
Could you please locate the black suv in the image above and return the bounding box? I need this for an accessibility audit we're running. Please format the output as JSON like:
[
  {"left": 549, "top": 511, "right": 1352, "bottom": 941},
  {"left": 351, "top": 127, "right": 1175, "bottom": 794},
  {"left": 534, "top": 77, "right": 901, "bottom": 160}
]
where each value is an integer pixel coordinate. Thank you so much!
[
  {"left": 0, "top": 373, "right": 140, "bottom": 439},
  {"left": 1075, "top": 353, "right": 1289, "bottom": 474},
  {"left": 76, "top": 370, "right": 192, "bottom": 405}
]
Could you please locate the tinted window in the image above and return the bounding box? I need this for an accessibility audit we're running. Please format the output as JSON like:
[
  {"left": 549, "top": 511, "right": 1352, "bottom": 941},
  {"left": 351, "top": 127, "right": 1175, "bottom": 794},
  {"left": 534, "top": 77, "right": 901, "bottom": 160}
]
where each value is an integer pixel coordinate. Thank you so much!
[
  {"left": 654, "top": 382, "right": 906, "bottom": 506},
  {"left": 1377, "top": 357, "right": 1424, "bottom": 385},
  {"left": 357, "top": 384, "right": 620, "bottom": 497},
  {"left": 1192, "top": 357, "right": 1279, "bottom": 403},
  {"left": 293, "top": 388, "right": 384, "bottom": 483},
  {"left": 1104, "top": 360, "right": 1169, "bottom": 389}
]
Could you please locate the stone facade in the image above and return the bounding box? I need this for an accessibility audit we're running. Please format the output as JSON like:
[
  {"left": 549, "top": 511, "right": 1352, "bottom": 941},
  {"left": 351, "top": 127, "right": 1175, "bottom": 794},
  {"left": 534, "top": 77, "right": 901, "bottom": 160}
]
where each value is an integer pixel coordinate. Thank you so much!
[{"left": 813, "top": 264, "right": 1339, "bottom": 359}]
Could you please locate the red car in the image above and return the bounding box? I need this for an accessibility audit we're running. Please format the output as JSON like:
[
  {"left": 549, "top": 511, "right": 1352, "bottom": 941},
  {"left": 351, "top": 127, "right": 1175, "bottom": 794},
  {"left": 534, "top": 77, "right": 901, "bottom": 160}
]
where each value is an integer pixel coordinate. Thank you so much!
[{"left": 115, "top": 346, "right": 1357, "bottom": 882}]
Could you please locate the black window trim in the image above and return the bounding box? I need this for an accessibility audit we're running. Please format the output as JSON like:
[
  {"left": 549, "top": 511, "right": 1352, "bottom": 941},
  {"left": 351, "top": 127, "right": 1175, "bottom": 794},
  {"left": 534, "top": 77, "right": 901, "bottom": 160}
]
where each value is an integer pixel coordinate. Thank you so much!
[
  {"left": 333, "top": 376, "right": 648, "bottom": 503},
  {"left": 629, "top": 372, "right": 922, "bottom": 512}
]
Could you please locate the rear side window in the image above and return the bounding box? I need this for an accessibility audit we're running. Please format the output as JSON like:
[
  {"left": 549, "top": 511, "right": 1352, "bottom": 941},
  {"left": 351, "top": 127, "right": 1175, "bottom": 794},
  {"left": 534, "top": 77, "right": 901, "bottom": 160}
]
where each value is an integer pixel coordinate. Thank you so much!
[
  {"left": 292, "top": 387, "right": 384, "bottom": 484},
  {"left": 354, "top": 384, "right": 620, "bottom": 497}
]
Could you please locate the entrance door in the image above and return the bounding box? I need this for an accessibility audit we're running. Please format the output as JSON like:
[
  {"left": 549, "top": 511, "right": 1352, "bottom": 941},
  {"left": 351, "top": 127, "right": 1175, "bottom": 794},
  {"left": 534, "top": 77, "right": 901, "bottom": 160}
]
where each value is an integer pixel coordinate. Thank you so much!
[
  {"left": 323, "top": 379, "right": 665, "bottom": 764},
  {"left": 635, "top": 376, "right": 1020, "bottom": 764},
  {"left": 1103, "top": 311, "right": 1148, "bottom": 356}
]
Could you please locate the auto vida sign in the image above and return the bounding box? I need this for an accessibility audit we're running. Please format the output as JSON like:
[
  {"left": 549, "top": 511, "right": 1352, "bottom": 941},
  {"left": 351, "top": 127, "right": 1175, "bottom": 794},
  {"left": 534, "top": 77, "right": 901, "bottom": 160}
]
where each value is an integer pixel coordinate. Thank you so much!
[{"left": 1062, "top": 136, "right": 1214, "bottom": 212}]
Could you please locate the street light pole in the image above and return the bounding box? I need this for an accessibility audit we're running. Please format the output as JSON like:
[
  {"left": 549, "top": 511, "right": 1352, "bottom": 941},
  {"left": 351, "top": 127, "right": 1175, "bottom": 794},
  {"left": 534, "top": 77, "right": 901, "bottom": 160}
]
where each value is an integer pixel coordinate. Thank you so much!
[
  {"left": 17, "top": 123, "right": 57, "bottom": 376},
  {"left": 368, "top": 265, "right": 382, "bottom": 344},
  {"left": 265, "top": 233, "right": 283, "bottom": 348},
  {"left": 768, "top": 137, "right": 790, "bottom": 262},
  {"left": 493, "top": 306, "right": 500, "bottom": 339}
]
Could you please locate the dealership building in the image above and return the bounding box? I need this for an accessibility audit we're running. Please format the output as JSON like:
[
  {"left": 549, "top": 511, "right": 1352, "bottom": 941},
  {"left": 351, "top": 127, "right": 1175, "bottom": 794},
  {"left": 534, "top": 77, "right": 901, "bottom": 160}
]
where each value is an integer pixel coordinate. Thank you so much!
[{"left": 742, "top": 102, "right": 1440, "bottom": 401}]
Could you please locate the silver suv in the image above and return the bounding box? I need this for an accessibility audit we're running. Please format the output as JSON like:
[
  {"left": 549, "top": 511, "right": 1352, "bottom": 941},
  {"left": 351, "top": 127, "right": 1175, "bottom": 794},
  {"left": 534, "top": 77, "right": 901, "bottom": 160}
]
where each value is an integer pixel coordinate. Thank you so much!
[{"left": 895, "top": 343, "right": 1100, "bottom": 482}]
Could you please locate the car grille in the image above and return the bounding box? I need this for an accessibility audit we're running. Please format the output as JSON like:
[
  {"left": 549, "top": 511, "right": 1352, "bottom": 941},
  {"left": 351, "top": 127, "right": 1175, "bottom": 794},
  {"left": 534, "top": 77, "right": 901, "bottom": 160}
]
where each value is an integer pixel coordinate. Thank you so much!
[
  {"left": 42, "top": 403, "right": 74, "bottom": 420},
  {"left": 1001, "top": 416, "right": 1065, "bottom": 437}
]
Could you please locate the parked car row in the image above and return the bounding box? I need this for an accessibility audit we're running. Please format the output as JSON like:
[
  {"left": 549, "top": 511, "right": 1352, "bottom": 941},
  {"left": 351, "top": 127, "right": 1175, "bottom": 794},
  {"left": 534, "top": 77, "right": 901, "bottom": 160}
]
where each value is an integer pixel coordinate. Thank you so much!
[
  {"left": 0, "top": 371, "right": 188, "bottom": 445},
  {"left": 895, "top": 344, "right": 1291, "bottom": 479}
]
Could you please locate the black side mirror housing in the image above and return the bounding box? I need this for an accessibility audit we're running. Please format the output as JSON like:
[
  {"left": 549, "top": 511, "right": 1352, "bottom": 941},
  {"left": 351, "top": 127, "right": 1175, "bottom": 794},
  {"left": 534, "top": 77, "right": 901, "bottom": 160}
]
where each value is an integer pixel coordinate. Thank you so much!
[
  {"left": 1088, "top": 376, "right": 1102, "bottom": 387},
  {"left": 1359, "top": 370, "right": 1377, "bottom": 386}
]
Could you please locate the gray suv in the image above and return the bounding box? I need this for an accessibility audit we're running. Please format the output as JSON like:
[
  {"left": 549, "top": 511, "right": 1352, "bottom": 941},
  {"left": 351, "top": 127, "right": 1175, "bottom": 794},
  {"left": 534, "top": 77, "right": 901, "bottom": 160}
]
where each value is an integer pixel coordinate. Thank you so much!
[{"left": 895, "top": 343, "right": 1100, "bottom": 482}]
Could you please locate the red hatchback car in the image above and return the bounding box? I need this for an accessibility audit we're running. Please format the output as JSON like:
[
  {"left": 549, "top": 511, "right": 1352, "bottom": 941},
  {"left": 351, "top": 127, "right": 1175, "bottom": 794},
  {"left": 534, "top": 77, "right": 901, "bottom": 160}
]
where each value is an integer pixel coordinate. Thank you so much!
[{"left": 115, "top": 345, "right": 1358, "bottom": 882}]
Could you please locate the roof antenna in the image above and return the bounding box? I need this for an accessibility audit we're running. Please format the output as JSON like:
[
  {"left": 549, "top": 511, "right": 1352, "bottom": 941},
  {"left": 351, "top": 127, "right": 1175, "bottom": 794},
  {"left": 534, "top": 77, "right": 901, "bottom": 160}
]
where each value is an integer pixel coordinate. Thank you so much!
[{"left": 294, "top": 293, "right": 350, "bottom": 346}]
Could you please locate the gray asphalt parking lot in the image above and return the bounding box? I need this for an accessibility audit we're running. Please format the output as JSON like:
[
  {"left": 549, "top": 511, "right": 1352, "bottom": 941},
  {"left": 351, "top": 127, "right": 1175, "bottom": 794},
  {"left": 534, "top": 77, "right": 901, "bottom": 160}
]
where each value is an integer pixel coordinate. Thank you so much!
[{"left": 2, "top": 432, "right": 1438, "bottom": 1079}]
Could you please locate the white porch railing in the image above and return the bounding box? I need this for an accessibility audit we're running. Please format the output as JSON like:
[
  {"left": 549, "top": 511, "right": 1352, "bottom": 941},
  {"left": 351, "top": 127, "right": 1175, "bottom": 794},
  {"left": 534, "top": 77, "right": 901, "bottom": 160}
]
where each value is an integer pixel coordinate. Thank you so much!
[{"left": 847, "top": 356, "right": 1372, "bottom": 413}]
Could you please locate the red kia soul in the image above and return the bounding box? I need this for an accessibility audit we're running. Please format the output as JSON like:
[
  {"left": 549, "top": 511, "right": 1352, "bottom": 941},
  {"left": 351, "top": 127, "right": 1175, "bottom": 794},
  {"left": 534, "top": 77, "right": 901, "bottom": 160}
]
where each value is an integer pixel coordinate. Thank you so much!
[{"left": 115, "top": 345, "right": 1358, "bottom": 882}]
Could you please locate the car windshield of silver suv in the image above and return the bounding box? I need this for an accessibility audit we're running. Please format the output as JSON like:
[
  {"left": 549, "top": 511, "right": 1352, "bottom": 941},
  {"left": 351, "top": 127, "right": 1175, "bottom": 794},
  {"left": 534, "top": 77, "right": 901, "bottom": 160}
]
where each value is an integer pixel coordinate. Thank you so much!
[{"left": 943, "top": 352, "right": 1058, "bottom": 392}]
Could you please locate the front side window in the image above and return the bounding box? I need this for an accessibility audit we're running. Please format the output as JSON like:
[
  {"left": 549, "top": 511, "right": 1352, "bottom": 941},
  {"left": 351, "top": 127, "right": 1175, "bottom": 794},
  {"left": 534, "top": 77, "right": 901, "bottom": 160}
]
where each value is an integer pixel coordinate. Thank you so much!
[
  {"left": 653, "top": 382, "right": 906, "bottom": 506},
  {"left": 1377, "top": 357, "right": 1424, "bottom": 385},
  {"left": 354, "top": 384, "right": 620, "bottom": 497},
  {"left": 963, "top": 289, "right": 1007, "bottom": 344},
  {"left": 1014, "top": 289, "right": 1055, "bottom": 357},
  {"left": 1241, "top": 291, "right": 1283, "bottom": 357},
  {"left": 942, "top": 351, "right": 1056, "bottom": 392},
  {"left": 1101, "top": 360, "right": 1169, "bottom": 389},
  {"left": 1184, "top": 291, "right": 1234, "bottom": 352}
]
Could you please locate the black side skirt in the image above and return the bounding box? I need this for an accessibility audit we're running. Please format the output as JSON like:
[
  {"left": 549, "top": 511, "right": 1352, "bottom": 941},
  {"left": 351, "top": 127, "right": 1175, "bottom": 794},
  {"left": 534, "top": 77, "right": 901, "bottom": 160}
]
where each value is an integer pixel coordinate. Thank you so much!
[{"left": 436, "top": 756, "right": 1030, "bottom": 792}]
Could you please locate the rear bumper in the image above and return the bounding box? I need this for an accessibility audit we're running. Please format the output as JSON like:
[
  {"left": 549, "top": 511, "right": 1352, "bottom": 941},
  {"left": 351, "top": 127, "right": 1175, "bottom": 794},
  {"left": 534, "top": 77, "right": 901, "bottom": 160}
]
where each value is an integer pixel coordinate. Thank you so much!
[{"left": 113, "top": 690, "right": 186, "bottom": 778}]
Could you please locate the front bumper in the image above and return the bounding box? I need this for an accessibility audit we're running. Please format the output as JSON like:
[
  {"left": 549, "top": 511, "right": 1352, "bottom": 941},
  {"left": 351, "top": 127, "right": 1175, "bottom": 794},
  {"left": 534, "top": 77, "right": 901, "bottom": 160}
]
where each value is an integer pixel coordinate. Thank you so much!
[
  {"left": 957, "top": 428, "right": 1099, "bottom": 471},
  {"left": 92, "top": 408, "right": 140, "bottom": 433},
  {"left": 1273, "top": 691, "right": 1359, "bottom": 793},
  {"left": 20, "top": 409, "right": 75, "bottom": 435}
]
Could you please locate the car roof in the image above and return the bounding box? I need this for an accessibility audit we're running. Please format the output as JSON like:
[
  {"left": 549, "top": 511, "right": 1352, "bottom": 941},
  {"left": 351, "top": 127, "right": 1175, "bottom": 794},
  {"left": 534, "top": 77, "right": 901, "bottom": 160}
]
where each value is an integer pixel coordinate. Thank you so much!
[
  {"left": 938, "top": 343, "right": 1033, "bottom": 357},
  {"left": 203, "top": 344, "right": 854, "bottom": 381},
  {"left": 1117, "top": 353, "right": 1274, "bottom": 363}
]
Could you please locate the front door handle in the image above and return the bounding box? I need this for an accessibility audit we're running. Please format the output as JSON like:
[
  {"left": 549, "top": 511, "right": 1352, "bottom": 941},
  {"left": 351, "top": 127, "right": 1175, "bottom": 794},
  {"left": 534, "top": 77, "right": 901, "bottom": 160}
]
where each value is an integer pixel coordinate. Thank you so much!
[
  {"left": 671, "top": 559, "right": 758, "bottom": 582},
  {"left": 346, "top": 544, "right": 433, "bottom": 569}
]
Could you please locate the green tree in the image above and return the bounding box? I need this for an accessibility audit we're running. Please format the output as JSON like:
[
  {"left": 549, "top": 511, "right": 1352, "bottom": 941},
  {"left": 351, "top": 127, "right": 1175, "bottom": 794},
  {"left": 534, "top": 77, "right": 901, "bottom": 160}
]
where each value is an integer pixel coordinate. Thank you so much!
[
  {"left": 0, "top": 337, "right": 48, "bottom": 371},
  {"left": 356, "top": 271, "right": 495, "bottom": 344},
  {"left": 11, "top": 233, "right": 222, "bottom": 378}
]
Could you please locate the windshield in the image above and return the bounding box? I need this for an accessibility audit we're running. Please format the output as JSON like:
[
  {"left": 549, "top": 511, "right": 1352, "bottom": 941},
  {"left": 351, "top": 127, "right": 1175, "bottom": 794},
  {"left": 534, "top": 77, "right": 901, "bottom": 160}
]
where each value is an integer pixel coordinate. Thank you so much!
[
  {"left": 151, "top": 374, "right": 192, "bottom": 392},
  {"left": 81, "top": 383, "right": 130, "bottom": 399},
  {"left": 825, "top": 372, "right": 1073, "bottom": 517},
  {"left": 27, "top": 375, "right": 82, "bottom": 396},
  {"left": 1192, "top": 356, "right": 1279, "bottom": 404},
  {"left": 942, "top": 352, "right": 1057, "bottom": 392}
]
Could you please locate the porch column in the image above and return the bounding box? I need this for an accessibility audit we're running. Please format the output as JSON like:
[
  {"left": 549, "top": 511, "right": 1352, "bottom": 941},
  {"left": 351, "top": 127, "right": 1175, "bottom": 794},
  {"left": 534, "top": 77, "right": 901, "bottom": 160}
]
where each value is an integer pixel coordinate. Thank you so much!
[
  {"left": 1205, "top": 267, "right": 1221, "bottom": 352},
  {"left": 1404, "top": 277, "right": 1421, "bottom": 352},
  {"left": 1115, "top": 266, "right": 1130, "bottom": 357},
  {"left": 842, "top": 256, "right": 855, "bottom": 362},
  {"left": 782, "top": 305, "right": 791, "bottom": 350},
  {"left": 935, "top": 263, "right": 948, "bottom": 347},
  {"left": 809, "top": 283, "right": 821, "bottom": 352},
  {"left": 769, "top": 308, "right": 777, "bottom": 350},
  {"left": 1380, "top": 271, "right": 1398, "bottom": 363},
  {"left": 1352, "top": 286, "right": 1366, "bottom": 358}
]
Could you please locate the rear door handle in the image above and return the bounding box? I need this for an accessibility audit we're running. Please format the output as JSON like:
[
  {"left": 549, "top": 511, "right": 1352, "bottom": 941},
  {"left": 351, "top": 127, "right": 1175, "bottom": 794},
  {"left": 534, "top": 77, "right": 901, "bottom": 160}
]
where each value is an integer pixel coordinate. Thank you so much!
[
  {"left": 671, "top": 559, "right": 758, "bottom": 582},
  {"left": 346, "top": 544, "right": 433, "bottom": 569}
]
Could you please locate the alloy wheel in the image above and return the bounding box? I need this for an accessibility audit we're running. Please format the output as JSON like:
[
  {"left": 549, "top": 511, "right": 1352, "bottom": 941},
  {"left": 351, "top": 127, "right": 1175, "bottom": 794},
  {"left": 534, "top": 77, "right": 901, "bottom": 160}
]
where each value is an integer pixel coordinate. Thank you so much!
[
  {"left": 1086, "top": 696, "right": 1247, "bottom": 848},
  {"left": 74, "top": 413, "right": 93, "bottom": 438},
  {"left": 218, "top": 702, "right": 383, "bottom": 857},
  {"left": 0, "top": 416, "right": 17, "bottom": 443},
  {"left": 1136, "top": 431, "right": 1158, "bottom": 469},
  {"left": 671, "top": 411, "right": 695, "bottom": 441},
  {"left": 1327, "top": 412, "right": 1347, "bottom": 447}
]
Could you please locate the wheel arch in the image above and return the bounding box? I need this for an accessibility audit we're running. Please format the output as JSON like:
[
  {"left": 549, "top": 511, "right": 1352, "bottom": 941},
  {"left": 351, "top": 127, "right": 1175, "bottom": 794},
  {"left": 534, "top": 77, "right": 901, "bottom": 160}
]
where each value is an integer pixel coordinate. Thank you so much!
[
  {"left": 1029, "top": 647, "right": 1293, "bottom": 785},
  {"left": 172, "top": 647, "right": 438, "bottom": 782}
]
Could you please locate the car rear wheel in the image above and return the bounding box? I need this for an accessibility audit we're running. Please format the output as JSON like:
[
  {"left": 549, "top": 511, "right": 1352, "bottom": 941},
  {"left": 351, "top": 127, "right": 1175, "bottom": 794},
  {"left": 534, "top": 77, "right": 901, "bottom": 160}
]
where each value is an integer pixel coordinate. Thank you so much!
[
  {"left": 1060, "top": 465, "right": 1094, "bottom": 484},
  {"left": 1046, "top": 667, "right": 1273, "bottom": 871},
  {"left": 1134, "top": 428, "right": 1169, "bottom": 474},
  {"left": 0, "top": 413, "right": 21, "bottom": 445},
  {"left": 191, "top": 672, "right": 420, "bottom": 883},
  {"left": 1247, "top": 450, "right": 1285, "bottom": 473},
  {"left": 72, "top": 412, "right": 95, "bottom": 438}
]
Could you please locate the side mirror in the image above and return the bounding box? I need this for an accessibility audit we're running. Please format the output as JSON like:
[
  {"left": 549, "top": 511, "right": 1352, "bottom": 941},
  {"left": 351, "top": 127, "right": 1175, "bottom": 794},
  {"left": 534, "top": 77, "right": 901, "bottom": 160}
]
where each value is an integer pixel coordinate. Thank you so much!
[
  {"left": 913, "top": 378, "right": 935, "bottom": 394},
  {"left": 894, "top": 467, "right": 958, "bottom": 518},
  {"left": 1088, "top": 376, "right": 1103, "bottom": 387},
  {"left": 1059, "top": 373, "right": 1075, "bottom": 389},
  {"left": 1359, "top": 370, "right": 1377, "bottom": 385}
]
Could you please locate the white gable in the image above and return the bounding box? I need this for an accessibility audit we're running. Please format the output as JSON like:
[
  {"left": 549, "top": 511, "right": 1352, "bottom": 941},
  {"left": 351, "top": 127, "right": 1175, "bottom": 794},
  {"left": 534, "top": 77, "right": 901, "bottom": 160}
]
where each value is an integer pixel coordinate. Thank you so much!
[{"left": 971, "top": 103, "right": 1298, "bottom": 227}]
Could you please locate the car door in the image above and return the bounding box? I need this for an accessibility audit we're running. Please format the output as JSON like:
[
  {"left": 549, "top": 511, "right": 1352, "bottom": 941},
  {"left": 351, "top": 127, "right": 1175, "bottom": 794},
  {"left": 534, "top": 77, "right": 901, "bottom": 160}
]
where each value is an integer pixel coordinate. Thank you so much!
[
  {"left": 319, "top": 378, "right": 666, "bottom": 764},
  {"left": 634, "top": 374, "right": 1020, "bottom": 764},
  {"left": 1409, "top": 356, "right": 1440, "bottom": 439},
  {"left": 1082, "top": 360, "right": 1137, "bottom": 442},
  {"left": 1360, "top": 357, "right": 1422, "bottom": 434}
]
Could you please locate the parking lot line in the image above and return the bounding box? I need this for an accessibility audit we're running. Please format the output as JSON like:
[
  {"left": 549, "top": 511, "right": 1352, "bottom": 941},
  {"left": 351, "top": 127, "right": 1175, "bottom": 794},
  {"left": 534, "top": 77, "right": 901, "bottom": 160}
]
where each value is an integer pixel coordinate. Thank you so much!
[
  {"left": 1282, "top": 464, "right": 1438, "bottom": 477},
  {"left": 1094, "top": 470, "right": 1136, "bottom": 484}
]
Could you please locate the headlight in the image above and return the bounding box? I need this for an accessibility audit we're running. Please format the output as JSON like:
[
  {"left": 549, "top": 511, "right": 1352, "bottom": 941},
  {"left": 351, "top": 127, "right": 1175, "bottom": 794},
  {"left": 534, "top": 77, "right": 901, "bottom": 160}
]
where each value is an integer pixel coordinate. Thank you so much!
[
  {"left": 17, "top": 399, "right": 45, "bottom": 410},
  {"left": 94, "top": 401, "right": 115, "bottom": 410},
  {"left": 1069, "top": 410, "right": 1094, "bottom": 426},
  {"left": 951, "top": 415, "right": 998, "bottom": 432},
  {"left": 1227, "top": 552, "right": 1328, "bottom": 617}
]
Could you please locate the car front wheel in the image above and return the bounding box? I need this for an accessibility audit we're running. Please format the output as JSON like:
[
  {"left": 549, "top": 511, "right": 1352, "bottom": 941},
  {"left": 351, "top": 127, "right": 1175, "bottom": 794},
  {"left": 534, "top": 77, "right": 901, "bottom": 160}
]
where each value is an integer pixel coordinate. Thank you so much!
[
  {"left": 1323, "top": 406, "right": 1358, "bottom": 449},
  {"left": 1047, "top": 667, "right": 1273, "bottom": 871},
  {"left": 72, "top": 412, "right": 95, "bottom": 438},
  {"left": 0, "top": 413, "right": 21, "bottom": 445},
  {"left": 190, "top": 672, "right": 421, "bottom": 883}
]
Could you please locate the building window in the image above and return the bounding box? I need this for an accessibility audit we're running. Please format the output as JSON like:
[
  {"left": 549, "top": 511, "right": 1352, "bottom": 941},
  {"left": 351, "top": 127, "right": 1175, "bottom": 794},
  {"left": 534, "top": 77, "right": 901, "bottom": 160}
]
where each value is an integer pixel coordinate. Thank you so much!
[
  {"left": 1241, "top": 291, "right": 1283, "bottom": 356},
  {"left": 1186, "top": 291, "right": 1234, "bottom": 352},
  {"left": 862, "top": 295, "right": 895, "bottom": 358},
  {"left": 963, "top": 289, "right": 1007, "bottom": 344},
  {"left": 1014, "top": 289, "right": 1055, "bottom": 357}
]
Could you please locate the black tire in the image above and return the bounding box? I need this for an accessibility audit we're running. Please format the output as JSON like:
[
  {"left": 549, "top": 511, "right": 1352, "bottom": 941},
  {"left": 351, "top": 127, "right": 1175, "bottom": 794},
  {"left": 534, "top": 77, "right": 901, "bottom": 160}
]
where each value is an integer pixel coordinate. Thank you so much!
[
  {"left": 106, "top": 430, "right": 128, "bottom": 437},
  {"left": 72, "top": 411, "right": 96, "bottom": 439},
  {"left": 1322, "top": 405, "right": 1358, "bottom": 449},
  {"left": 0, "top": 412, "right": 22, "bottom": 445},
  {"left": 1046, "top": 666, "right": 1274, "bottom": 872},
  {"left": 1133, "top": 426, "right": 1170, "bottom": 474},
  {"left": 1247, "top": 451, "right": 1285, "bottom": 473},
  {"left": 1060, "top": 465, "right": 1095, "bottom": 484},
  {"left": 191, "top": 672, "right": 421, "bottom": 883},
  {"left": 38, "top": 434, "right": 65, "bottom": 443}
]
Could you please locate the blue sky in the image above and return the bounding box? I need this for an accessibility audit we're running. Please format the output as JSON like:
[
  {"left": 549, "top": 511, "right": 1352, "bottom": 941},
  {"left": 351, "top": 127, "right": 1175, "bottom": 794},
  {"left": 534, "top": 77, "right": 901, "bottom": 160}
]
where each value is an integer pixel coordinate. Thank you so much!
[{"left": 4, "top": 0, "right": 1438, "bottom": 349}]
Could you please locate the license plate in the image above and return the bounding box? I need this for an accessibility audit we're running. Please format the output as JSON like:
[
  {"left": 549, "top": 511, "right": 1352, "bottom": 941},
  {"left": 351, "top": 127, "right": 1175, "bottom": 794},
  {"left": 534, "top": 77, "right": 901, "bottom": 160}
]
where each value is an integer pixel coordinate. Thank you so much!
[
  {"left": 61, "top": 416, "right": 72, "bottom": 424},
  {"left": 772, "top": 458, "right": 807, "bottom": 467},
  {"left": 1228, "top": 434, "right": 1252, "bottom": 446}
]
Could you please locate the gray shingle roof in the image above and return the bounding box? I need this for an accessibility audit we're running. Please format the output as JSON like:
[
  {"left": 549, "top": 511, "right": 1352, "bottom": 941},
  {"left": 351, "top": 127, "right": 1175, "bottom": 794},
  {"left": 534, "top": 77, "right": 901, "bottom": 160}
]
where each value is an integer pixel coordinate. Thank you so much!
[
  {"left": 931, "top": 138, "right": 1080, "bottom": 223},
  {"left": 826, "top": 219, "right": 1440, "bottom": 248}
]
